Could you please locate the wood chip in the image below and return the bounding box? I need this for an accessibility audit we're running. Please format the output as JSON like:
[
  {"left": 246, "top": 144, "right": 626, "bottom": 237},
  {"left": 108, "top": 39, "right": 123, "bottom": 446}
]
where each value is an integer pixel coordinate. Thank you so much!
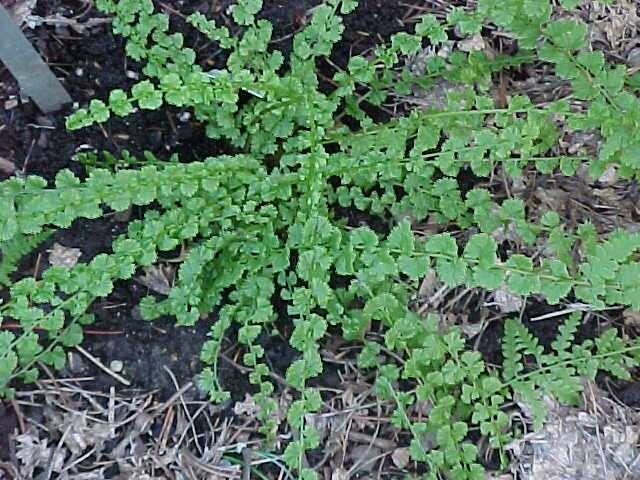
[{"left": 4, "top": 98, "right": 18, "bottom": 109}]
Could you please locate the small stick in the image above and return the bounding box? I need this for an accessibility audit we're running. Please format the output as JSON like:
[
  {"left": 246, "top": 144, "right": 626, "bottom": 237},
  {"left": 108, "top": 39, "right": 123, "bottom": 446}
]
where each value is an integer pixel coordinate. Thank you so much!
[
  {"left": 242, "top": 448, "right": 253, "bottom": 480},
  {"left": 21, "top": 138, "right": 36, "bottom": 174},
  {"left": 10, "top": 398, "right": 26, "bottom": 433},
  {"left": 158, "top": 2, "right": 187, "bottom": 18},
  {"left": 33, "top": 253, "right": 42, "bottom": 280},
  {"left": 152, "top": 381, "right": 194, "bottom": 413},
  {"left": 528, "top": 304, "right": 608, "bottom": 322},
  {"left": 108, "top": 386, "right": 116, "bottom": 425},
  {"left": 75, "top": 345, "right": 131, "bottom": 386}
]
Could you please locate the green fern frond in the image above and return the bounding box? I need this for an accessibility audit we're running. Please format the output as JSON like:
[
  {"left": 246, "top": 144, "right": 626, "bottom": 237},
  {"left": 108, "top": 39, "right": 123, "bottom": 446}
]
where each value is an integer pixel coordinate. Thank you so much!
[{"left": 0, "top": 231, "right": 52, "bottom": 287}]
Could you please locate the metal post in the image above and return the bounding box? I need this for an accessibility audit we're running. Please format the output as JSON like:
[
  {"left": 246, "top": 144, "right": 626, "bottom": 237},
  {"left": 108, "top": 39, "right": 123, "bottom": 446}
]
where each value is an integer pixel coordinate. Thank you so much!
[{"left": 0, "top": 4, "right": 72, "bottom": 113}]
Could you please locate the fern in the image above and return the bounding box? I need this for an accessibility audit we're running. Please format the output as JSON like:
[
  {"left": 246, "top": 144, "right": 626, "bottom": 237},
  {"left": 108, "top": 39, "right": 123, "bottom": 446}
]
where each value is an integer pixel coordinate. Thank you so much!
[
  {"left": 1, "top": 0, "right": 639, "bottom": 478},
  {"left": 0, "top": 231, "right": 52, "bottom": 287},
  {"left": 383, "top": 314, "right": 639, "bottom": 475}
]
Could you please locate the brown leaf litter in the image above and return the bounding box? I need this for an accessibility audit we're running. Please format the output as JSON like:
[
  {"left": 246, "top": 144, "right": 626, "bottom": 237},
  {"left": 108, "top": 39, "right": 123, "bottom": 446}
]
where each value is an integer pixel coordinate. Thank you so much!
[{"left": 509, "top": 381, "right": 640, "bottom": 480}]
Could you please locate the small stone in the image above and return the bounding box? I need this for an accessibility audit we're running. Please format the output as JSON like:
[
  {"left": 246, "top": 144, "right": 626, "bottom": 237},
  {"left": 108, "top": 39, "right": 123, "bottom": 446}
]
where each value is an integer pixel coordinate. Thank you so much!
[
  {"left": 75, "top": 67, "right": 84, "bottom": 77},
  {"left": 67, "top": 352, "right": 85, "bottom": 373},
  {"left": 178, "top": 111, "right": 191, "bottom": 122},
  {"left": 627, "top": 48, "right": 640, "bottom": 68},
  {"left": 125, "top": 70, "right": 140, "bottom": 80},
  {"left": 109, "top": 360, "right": 123, "bottom": 373}
]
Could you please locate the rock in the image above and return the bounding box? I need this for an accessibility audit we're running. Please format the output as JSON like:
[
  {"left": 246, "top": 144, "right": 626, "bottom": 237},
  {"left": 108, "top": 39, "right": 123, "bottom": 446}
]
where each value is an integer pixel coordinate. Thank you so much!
[
  {"left": 627, "top": 47, "right": 640, "bottom": 68},
  {"left": 109, "top": 360, "right": 123, "bottom": 373}
]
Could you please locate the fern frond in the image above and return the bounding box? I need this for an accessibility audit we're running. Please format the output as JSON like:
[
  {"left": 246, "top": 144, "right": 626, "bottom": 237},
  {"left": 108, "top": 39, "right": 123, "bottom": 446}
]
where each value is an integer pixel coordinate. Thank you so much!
[
  {"left": 0, "top": 231, "right": 52, "bottom": 287},
  {"left": 550, "top": 312, "right": 580, "bottom": 360}
]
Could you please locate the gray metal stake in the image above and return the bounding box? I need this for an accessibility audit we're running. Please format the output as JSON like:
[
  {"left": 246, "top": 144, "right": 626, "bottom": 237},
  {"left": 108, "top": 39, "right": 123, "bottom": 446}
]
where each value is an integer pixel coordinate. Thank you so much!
[{"left": 0, "top": 4, "right": 72, "bottom": 113}]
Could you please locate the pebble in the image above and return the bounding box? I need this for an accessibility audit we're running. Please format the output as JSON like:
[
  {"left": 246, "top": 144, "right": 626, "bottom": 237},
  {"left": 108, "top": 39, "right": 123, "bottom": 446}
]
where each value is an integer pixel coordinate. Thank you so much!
[
  {"left": 67, "top": 352, "right": 85, "bottom": 373},
  {"left": 109, "top": 360, "right": 124, "bottom": 373},
  {"left": 627, "top": 48, "right": 640, "bottom": 68}
]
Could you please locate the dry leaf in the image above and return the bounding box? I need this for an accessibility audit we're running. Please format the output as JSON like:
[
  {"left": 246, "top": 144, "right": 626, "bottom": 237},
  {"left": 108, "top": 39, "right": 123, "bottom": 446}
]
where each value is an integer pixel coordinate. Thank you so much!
[
  {"left": 391, "top": 447, "right": 410, "bottom": 469},
  {"left": 15, "top": 433, "right": 64, "bottom": 477},
  {"left": 458, "top": 33, "right": 485, "bottom": 52},
  {"left": 492, "top": 287, "right": 523, "bottom": 313},
  {"left": 459, "top": 321, "right": 484, "bottom": 338},
  {"left": 418, "top": 269, "right": 440, "bottom": 300},
  {"left": 511, "top": 387, "right": 640, "bottom": 480},
  {"left": 623, "top": 309, "right": 640, "bottom": 328},
  {"left": 628, "top": 47, "right": 640, "bottom": 67},
  {"left": 348, "top": 445, "right": 382, "bottom": 474},
  {"left": 597, "top": 165, "right": 618, "bottom": 186},
  {"left": 48, "top": 243, "right": 82, "bottom": 268},
  {"left": 0, "top": 157, "right": 15, "bottom": 175},
  {"left": 137, "top": 264, "right": 173, "bottom": 295},
  {"left": 53, "top": 412, "right": 115, "bottom": 455},
  {"left": 233, "top": 394, "right": 261, "bottom": 417},
  {"left": 331, "top": 468, "right": 349, "bottom": 480},
  {"left": 3, "top": 0, "right": 37, "bottom": 24}
]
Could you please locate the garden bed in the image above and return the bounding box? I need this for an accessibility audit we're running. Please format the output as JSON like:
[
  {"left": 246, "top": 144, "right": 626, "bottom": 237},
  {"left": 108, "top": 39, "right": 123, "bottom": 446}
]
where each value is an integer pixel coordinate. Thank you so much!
[{"left": 2, "top": 0, "right": 640, "bottom": 479}]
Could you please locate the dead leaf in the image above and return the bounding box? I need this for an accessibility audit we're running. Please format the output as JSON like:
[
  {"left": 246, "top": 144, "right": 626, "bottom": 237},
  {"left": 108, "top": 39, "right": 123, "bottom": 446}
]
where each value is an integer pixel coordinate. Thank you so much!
[
  {"left": 458, "top": 33, "right": 485, "bottom": 52},
  {"left": 305, "top": 412, "right": 338, "bottom": 443},
  {"left": 348, "top": 445, "right": 382, "bottom": 474},
  {"left": 331, "top": 468, "right": 349, "bottom": 480},
  {"left": 459, "top": 321, "right": 484, "bottom": 338},
  {"left": 15, "top": 433, "right": 64, "bottom": 477},
  {"left": 46, "top": 412, "right": 115, "bottom": 456},
  {"left": 391, "top": 447, "right": 410, "bottom": 469},
  {"left": 48, "top": 243, "right": 82, "bottom": 268},
  {"left": 598, "top": 165, "right": 618, "bottom": 186},
  {"left": 137, "top": 264, "right": 173, "bottom": 295},
  {"left": 233, "top": 394, "right": 261, "bottom": 417},
  {"left": 492, "top": 287, "right": 523, "bottom": 313},
  {"left": 418, "top": 269, "right": 440, "bottom": 300},
  {"left": 628, "top": 47, "right": 640, "bottom": 68},
  {"left": 623, "top": 309, "right": 640, "bottom": 328},
  {"left": 0, "top": 157, "right": 15, "bottom": 175},
  {"left": 2, "top": 0, "right": 37, "bottom": 25}
]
